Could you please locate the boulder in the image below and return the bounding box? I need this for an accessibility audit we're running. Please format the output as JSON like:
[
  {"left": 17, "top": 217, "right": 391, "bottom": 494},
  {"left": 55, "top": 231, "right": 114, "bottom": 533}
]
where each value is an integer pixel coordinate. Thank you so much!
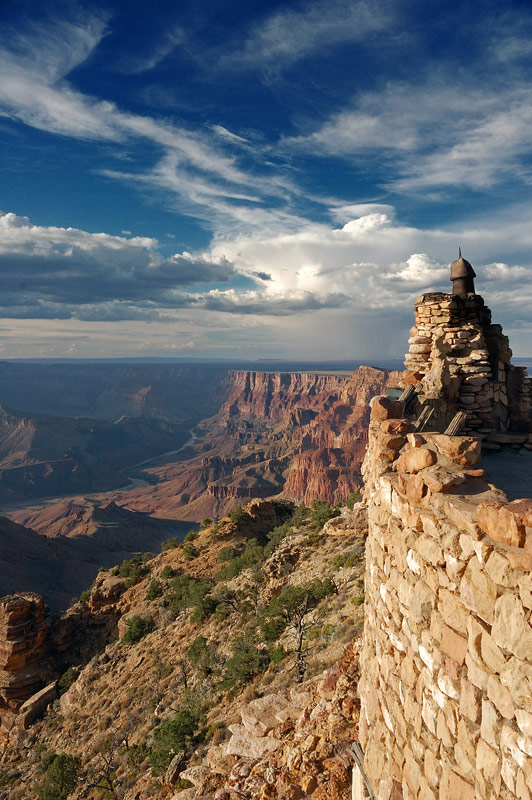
[
  {"left": 423, "top": 434, "right": 481, "bottom": 466},
  {"left": 206, "top": 745, "right": 237, "bottom": 775},
  {"left": 165, "top": 751, "right": 186, "bottom": 785},
  {"left": 370, "top": 396, "right": 403, "bottom": 421},
  {"left": 240, "top": 693, "right": 289, "bottom": 736},
  {"left": 225, "top": 724, "right": 281, "bottom": 759},
  {"left": 179, "top": 765, "right": 212, "bottom": 787},
  {"left": 15, "top": 681, "right": 57, "bottom": 728},
  {"left": 323, "top": 503, "right": 368, "bottom": 536},
  {"left": 396, "top": 447, "right": 436, "bottom": 474}
]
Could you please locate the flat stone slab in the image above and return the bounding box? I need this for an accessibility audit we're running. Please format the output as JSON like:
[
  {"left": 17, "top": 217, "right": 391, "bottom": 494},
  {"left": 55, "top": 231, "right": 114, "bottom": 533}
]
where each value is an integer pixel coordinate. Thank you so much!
[{"left": 481, "top": 450, "right": 532, "bottom": 501}]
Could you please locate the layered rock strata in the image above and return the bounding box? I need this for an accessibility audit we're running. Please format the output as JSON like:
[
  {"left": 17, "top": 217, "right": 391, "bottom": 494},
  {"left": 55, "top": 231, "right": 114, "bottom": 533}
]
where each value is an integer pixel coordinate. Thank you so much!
[
  {"left": 403, "top": 292, "right": 531, "bottom": 435},
  {"left": 0, "top": 594, "right": 49, "bottom": 730},
  {"left": 358, "top": 395, "right": 532, "bottom": 800}
]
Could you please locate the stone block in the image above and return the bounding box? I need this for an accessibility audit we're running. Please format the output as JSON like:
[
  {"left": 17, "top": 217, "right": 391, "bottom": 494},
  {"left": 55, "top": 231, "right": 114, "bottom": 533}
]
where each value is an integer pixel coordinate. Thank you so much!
[
  {"left": 480, "top": 630, "right": 506, "bottom": 675},
  {"left": 480, "top": 699, "right": 500, "bottom": 748},
  {"left": 423, "top": 434, "right": 481, "bottom": 466},
  {"left": 487, "top": 674, "right": 514, "bottom": 719},
  {"left": 459, "top": 559, "right": 497, "bottom": 624},
  {"left": 410, "top": 579, "right": 435, "bottom": 624},
  {"left": 422, "top": 469, "right": 466, "bottom": 494},
  {"left": 460, "top": 678, "right": 481, "bottom": 724},
  {"left": 484, "top": 551, "right": 513, "bottom": 588},
  {"left": 516, "top": 770, "right": 531, "bottom": 800},
  {"left": 370, "top": 396, "right": 403, "bottom": 421},
  {"left": 492, "top": 594, "right": 532, "bottom": 660},
  {"left": 240, "top": 693, "right": 289, "bottom": 736},
  {"left": 417, "top": 535, "right": 444, "bottom": 566},
  {"left": 500, "top": 657, "right": 532, "bottom": 713},
  {"left": 476, "top": 737, "right": 500, "bottom": 781},
  {"left": 380, "top": 418, "right": 412, "bottom": 435},
  {"left": 516, "top": 709, "right": 532, "bottom": 737},
  {"left": 16, "top": 681, "right": 57, "bottom": 729},
  {"left": 448, "top": 770, "right": 475, "bottom": 800},
  {"left": 396, "top": 447, "right": 437, "bottom": 474},
  {"left": 438, "top": 589, "right": 469, "bottom": 636},
  {"left": 478, "top": 502, "right": 526, "bottom": 548},
  {"left": 440, "top": 625, "right": 468, "bottom": 665},
  {"left": 225, "top": 724, "right": 281, "bottom": 758}
]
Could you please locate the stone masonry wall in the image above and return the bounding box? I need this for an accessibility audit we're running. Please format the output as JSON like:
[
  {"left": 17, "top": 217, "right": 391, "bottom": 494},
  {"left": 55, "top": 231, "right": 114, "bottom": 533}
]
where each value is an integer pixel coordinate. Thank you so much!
[
  {"left": 403, "top": 292, "right": 531, "bottom": 434},
  {"left": 358, "top": 395, "right": 532, "bottom": 800}
]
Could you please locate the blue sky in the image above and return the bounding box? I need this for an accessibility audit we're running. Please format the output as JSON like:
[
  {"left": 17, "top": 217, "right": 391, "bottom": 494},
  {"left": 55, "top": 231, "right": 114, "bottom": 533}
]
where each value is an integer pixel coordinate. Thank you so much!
[{"left": 1, "top": 0, "right": 532, "bottom": 359}]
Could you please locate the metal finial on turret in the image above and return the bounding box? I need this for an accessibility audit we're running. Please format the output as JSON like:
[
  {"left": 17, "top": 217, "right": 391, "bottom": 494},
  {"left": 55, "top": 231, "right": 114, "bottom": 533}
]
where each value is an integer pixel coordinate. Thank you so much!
[{"left": 450, "top": 249, "right": 476, "bottom": 295}]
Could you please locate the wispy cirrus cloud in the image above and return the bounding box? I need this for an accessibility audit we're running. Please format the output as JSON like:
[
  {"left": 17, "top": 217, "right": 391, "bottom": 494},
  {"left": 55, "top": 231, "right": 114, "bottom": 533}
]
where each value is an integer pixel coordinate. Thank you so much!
[
  {"left": 227, "top": 0, "right": 394, "bottom": 70},
  {"left": 284, "top": 78, "right": 532, "bottom": 193},
  {"left": 0, "top": 12, "right": 303, "bottom": 234},
  {"left": 114, "top": 25, "right": 185, "bottom": 75}
]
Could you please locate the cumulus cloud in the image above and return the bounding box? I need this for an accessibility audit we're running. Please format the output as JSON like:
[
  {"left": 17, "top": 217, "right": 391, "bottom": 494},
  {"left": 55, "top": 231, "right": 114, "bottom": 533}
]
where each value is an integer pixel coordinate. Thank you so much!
[
  {"left": 0, "top": 212, "right": 233, "bottom": 320},
  {"left": 199, "top": 288, "right": 350, "bottom": 316}
]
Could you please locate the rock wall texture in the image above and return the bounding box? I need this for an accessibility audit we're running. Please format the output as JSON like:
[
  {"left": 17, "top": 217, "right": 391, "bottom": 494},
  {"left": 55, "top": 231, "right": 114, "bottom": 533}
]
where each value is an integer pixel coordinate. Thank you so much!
[
  {"left": 358, "top": 397, "right": 532, "bottom": 800},
  {"left": 403, "top": 292, "right": 532, "bottom": 435},
  {"left": 220, "top": 370, "right": 348, "bottom": 421}
]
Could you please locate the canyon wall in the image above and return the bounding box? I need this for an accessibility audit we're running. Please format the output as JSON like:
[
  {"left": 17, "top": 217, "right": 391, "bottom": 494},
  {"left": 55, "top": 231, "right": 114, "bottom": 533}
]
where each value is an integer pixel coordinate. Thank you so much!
[
  {"left": 220, "top": 370, "right": 348, "bottom": 421},
  {"left": 358, "top": 396, "right": 532, "bottom": 800},
  {"left": 108, "top": 366, "right": 400, "bottom": 518}
]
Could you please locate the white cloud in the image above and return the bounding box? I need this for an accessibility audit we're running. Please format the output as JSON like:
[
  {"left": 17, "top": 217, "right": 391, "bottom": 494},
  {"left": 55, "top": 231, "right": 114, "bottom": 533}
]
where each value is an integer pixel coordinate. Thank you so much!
[
  {"left": 0, "top": 13, "right": 301, "bottom": 233},
  {"left": 231, "top": 0, "right": 394, "bottom": 69},
  {"left": 114, "top": 25, "right": 185, "bottom": 74},
  {"left": 285, "top": 78, "right": 532, "bottom": 193}
]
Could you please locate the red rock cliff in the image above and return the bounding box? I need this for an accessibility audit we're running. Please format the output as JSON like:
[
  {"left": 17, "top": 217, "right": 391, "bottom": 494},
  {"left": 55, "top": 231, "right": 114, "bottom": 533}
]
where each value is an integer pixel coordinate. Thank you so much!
[{"left": 220, "top": 370, "right": 347, "bottom": 421}]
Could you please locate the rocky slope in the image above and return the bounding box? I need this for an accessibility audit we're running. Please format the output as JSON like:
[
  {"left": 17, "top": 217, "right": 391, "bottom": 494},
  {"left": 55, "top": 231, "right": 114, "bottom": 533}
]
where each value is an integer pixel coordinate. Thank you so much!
[
  {"left": 0, "top": 499, "right": 368, "bottom": 800},
  {"left": 0, "top": 406, "right": 188, "bottom": 503},
  {"left": 0, "top": 502, "right": 189, "bottom": 611},
  {"left": 105, "top": 366, "right": 400, "bottom": 519}
]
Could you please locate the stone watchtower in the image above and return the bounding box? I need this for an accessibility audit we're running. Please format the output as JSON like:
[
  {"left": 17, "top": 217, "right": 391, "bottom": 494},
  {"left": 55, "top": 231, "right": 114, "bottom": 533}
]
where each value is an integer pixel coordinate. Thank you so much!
[{"left": 403, "top": 251, "right": 531, "bottom": 438}]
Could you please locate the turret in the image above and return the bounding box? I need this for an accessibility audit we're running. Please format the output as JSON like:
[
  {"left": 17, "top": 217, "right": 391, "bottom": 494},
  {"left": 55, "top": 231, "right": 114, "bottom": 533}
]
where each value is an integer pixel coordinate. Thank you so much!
[{"left": 450, "top": 247, "right": 476, "bottom": 294}]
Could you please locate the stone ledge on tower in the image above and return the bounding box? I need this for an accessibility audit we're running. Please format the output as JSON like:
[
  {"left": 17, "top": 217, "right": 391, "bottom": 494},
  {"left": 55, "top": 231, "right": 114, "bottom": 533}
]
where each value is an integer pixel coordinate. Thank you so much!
[{"left": 402, "top": 279, "right": 531, "bottom": 438}]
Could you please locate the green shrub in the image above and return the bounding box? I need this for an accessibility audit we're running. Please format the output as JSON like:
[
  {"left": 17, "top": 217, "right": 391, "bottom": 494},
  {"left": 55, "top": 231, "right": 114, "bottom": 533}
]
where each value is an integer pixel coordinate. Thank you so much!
[
  {"left": 183, "top": 530, "right": 198, "bottom": 543},
  {"left": 346, "top": 490, "right": 362, "bottom": 509},
  {"left": 161, "top": 536, "right": 181, "bottom": 552},
  {"left": 111, "top": 554, "right": 152, "bottom": 586},
  {"left": 228, "top": 505, "right": 252, "bottom": 527},
  {"left": 200, "top": 518, "right": 212, "bottom": 529},
  {"left": 223, "top": 634, "right": 267, "bottom": 689},
  {"left": 127, "top": 743, "right": 149, "bottom": 771},
  {"left": 146, "top": 579, "right": 163, "bottom": 601},
  {"left": 122, "top": 614, "right": 155, "bottom": 644},
  {"left": 79, "top": 590, "right": 90, "bottom": 603},
  {"left": 149, "top": 710, "right": 199, "bottom": 775},
  {"left": 308, "top": 500, "right": 340, "bottom": 530},
  {"left": 214, "top": 542, "right": 264, "bottom": 582},
  {"left": 160, "top": 565, "right": 176, "bottom": 580},
  {"left": 162, "top": 574, "right": 216, "bottom": 621},
  {"left": 0, "top": 768, "right": 19, "bottom": 788},
  {"left": 187, "top": 635, "right": 215, "bottom": 678},
  {"left": 260, "top": 578, "right": 337, "bottom": 642},
  {"left": 218, "top": 545, "right": 239, "bottom": 563},
  {"left": 269, "top": 645, "right": 287, "bottom": 666},
  {"left": 35, "top": 753, "right": 81, "bottom": 800},
  {"left": 58, "top": 667, "right": 80, "bottom": 696},
  {"left": 182, "top": 542, "right": 198, "bottom": 561},
  {"left": 332, "top": 551, "right": 361, "bottom": 570}
]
